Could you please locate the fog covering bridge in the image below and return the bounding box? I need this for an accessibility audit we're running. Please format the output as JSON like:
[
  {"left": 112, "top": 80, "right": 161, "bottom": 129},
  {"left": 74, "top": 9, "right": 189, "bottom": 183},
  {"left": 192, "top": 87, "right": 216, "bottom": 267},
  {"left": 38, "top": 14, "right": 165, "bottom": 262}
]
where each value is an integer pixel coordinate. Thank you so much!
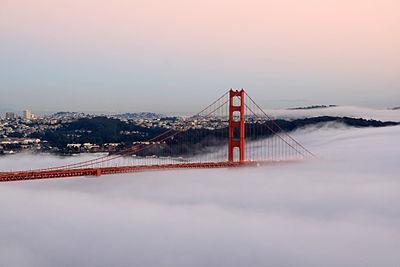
[{"left": 0, "top": 89, "right": 315, "bottom": 182}]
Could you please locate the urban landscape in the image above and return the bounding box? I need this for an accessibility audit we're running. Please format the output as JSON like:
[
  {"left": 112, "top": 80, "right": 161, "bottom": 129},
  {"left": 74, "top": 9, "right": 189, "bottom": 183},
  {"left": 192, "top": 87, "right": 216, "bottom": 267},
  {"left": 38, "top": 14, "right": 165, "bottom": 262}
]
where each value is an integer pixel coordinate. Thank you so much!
[
  {"left": 0, "top": 109, "right": 234, "bottom": 156},
  {"left": 2, "top": 107, "right": 398, "bottom": 157}
]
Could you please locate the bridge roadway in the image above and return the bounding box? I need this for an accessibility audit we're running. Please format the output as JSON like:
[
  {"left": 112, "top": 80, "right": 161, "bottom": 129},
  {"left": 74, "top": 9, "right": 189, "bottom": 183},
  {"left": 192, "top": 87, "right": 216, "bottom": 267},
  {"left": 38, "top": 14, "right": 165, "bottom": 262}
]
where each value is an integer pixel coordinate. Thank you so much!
[{"left": 0, "top": 161, "right": 259, "bottom": 182}]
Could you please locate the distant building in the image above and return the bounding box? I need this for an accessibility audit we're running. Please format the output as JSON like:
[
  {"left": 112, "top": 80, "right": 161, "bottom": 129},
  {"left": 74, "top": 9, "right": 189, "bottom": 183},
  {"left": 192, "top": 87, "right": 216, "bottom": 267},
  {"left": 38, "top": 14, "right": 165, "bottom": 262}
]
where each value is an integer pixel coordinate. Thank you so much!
[
  {"left": 5, "top": 112, "right": 15, "bottom": 120},
  {"left": 23, "top": 110, "right": 33, "bottom": 120},
  {"left": 67, "top": 144, "right": 81, "bottom": 149}
]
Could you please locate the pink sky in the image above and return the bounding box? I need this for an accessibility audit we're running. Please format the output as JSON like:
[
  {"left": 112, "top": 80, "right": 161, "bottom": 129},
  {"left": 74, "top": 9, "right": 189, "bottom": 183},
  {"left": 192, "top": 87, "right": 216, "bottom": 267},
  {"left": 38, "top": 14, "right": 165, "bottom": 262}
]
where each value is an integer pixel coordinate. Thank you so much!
[{"left": 1, "top": 0, "right": 399, "bottom": 112}]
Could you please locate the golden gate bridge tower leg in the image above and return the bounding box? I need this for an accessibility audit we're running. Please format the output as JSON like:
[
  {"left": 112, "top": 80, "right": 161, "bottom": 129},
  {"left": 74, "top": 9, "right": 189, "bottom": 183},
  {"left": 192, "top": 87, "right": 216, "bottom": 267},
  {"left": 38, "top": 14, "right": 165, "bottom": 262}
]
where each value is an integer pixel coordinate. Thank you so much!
[{"left": 228, "top": 89, "right": 245, "bottom": 163}]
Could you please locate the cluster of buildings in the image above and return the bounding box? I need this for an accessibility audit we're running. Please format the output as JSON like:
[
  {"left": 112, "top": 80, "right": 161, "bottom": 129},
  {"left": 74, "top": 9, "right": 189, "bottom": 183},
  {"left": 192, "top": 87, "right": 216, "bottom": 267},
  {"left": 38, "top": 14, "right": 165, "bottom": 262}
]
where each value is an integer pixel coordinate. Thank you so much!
[
  {"left": 0, "top": 110, "right": 236, "bottom": 156},
  {"left": 0, "top": 111, "right": 85, "bottom": 137},
  {"left": 118, "top": 115, "right": 228, "bottom": 131},
  {"left": 1, "top": 110, "right": 38, "bottom": 139},
  {"left": 5, "top": 110, "right": 35, "bottom": 121},
  {"left": 0, "top": 111, "right": 87, "bottom": 155},
  {"left": 0, "top": 138, "right": 42, "bottom": 154}
]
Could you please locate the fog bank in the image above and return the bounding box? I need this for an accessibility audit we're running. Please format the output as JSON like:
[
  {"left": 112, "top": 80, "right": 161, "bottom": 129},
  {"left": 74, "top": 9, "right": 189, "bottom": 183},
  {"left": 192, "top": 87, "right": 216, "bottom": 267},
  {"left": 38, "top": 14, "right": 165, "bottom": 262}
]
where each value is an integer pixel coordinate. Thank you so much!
[
  {"left": 0, "top": 125, "right": 399, "bottom": 267},
  {"left": 266, "top": 105, "right": 400, "bottom": 121}
]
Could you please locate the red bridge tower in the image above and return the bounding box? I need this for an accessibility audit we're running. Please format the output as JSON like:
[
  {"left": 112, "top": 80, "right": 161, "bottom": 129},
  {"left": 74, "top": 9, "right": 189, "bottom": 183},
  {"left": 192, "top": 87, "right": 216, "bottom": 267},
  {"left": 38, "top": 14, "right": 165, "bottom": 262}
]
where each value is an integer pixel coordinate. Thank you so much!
[{"left": 228, "top": 89, "right": 245, "bottom": 163}]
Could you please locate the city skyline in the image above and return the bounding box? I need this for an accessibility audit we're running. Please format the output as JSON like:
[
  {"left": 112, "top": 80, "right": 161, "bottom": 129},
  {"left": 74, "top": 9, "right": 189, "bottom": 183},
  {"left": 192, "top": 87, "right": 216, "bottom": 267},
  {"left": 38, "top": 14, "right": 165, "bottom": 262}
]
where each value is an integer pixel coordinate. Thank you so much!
[{"left": 1, "top": 0, "right": 399, "bottom": 113}]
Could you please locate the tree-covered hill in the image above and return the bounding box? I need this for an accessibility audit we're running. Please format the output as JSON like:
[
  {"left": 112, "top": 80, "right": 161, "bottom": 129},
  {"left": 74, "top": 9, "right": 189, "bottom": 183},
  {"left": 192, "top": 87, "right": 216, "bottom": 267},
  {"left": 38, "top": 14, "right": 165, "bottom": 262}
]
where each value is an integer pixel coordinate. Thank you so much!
[{"left": 29, "top": 115, "right": 399, "bottom": 155}]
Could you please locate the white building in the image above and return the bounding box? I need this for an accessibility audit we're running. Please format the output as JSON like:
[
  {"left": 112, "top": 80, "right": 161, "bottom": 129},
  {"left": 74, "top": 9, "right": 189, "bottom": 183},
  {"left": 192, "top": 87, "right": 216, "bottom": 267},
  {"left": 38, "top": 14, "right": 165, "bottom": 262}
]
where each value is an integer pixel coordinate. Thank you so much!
[{"left": 23, "top": 110, "right": 33, "bottom": 120}]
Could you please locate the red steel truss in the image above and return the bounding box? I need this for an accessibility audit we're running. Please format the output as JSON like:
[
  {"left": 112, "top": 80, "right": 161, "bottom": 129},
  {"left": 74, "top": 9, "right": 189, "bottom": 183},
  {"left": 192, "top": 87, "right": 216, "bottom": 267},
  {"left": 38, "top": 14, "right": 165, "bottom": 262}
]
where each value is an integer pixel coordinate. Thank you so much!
[{"left": 0, "top": 162, "right": 260, "bottom": 182}]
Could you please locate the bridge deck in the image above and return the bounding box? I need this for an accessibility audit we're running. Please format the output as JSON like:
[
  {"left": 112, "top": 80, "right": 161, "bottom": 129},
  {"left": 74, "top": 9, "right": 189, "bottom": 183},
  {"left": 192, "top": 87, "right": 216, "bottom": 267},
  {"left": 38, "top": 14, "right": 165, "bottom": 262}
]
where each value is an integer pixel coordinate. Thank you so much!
[{"left": 0, "top": 161, "right": 260, "bottom": 182}]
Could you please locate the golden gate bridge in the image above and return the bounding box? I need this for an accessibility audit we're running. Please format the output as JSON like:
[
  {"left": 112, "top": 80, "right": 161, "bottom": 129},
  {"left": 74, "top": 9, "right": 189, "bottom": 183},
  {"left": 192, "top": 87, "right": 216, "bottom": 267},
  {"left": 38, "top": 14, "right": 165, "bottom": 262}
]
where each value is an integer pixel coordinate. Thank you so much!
[{"left": 0, "top": 89, "right": 315, "bottom": 182}]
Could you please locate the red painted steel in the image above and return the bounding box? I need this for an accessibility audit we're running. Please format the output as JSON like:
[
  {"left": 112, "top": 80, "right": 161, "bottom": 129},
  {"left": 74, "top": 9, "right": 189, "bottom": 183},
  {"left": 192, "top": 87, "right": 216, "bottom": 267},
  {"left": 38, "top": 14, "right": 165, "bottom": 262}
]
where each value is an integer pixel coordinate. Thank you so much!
[
  {"left": 228, "top": 89, "right": 245, "bottom": 162},
  {"left": 0, "top": 162, "right": 258, "bottom": 182}
]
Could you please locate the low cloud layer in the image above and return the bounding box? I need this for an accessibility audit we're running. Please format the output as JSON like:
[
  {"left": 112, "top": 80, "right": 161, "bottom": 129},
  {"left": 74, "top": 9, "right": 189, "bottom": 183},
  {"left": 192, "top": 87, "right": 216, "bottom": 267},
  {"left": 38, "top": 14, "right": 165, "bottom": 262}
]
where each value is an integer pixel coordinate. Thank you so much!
[
  {"left": 266, "top": 105, "right": 400, "bottom": 121},
  {"left": 1, "top": 125, "right": 400, "bottom": 267}
]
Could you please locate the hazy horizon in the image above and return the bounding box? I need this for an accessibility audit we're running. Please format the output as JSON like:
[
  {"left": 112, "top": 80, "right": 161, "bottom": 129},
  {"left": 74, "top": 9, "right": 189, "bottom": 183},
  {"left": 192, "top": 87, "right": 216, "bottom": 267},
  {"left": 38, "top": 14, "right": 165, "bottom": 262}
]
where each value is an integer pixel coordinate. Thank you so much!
[{"left": 2, "top": 104, "right": 400, "bottom": 121}]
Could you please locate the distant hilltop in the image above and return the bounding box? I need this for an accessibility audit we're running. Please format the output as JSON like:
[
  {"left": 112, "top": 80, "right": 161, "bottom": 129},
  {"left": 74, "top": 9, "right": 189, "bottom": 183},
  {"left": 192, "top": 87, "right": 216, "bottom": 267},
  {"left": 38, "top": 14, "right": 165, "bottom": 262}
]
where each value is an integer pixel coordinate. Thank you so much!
[
  {"left": 391, "top": 107, "right": 400, "bottom": 110},
  {"left": 53, "top": 111, "right": 86, "bottom": 117},
  {"left": 52, "top": 112, "right": 166, "bottom": 120},
  {"left": 287, "top": 105, "right": 337, "bottom": 110},
  {"left": 112, "top": 112, "right": 165, "bottom": 120}
]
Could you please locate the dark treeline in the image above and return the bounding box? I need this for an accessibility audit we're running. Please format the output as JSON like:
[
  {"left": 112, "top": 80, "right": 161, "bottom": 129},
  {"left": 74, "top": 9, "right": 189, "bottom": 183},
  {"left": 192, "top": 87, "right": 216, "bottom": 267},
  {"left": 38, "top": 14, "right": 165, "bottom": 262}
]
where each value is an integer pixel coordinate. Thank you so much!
[{"left": 30, "top": 117, "right": 165, "bottom": 147}]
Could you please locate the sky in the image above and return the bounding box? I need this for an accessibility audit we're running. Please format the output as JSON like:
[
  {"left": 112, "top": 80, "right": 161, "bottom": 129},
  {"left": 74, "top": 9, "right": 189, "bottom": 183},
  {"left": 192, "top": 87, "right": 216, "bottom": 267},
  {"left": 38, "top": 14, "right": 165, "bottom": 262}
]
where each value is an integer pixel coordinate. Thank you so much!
[
  {"left": 1, "top": 124, "right": 399, "bottom": 266},
  {"left": 0, "top": 0, "right": 399, "bottom": 113}
]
